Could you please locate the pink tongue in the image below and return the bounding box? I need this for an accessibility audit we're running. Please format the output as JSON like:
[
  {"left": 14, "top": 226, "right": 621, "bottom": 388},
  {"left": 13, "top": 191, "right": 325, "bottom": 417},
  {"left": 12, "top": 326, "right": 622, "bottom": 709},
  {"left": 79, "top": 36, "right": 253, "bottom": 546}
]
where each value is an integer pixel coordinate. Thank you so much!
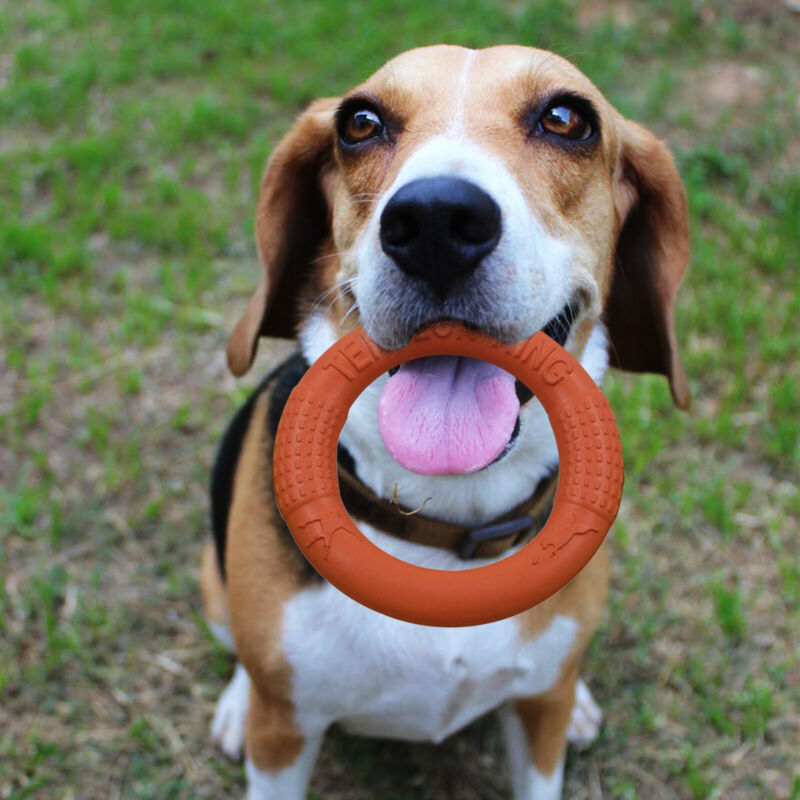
[{"left": 378, "top": 356, "right": 520, "bottom": 475}]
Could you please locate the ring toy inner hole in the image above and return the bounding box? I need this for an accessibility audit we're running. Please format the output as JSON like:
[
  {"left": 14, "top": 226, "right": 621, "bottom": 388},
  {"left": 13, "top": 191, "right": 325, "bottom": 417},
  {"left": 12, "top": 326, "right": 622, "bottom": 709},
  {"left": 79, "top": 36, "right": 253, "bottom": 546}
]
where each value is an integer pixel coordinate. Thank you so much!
[{"left": 273, "top": 322, "right": 623, "bottom": 627}]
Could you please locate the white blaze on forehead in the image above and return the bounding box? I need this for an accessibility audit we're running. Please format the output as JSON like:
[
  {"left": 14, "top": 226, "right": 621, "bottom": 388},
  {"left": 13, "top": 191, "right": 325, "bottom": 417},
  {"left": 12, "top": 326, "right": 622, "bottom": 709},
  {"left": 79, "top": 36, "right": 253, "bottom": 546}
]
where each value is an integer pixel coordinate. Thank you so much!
[
  {"left": 375, "top": 135, "right": 525, "bottom": 216},
  {"left": 453, "top": 48, "right": 477, "bottom": 135}
]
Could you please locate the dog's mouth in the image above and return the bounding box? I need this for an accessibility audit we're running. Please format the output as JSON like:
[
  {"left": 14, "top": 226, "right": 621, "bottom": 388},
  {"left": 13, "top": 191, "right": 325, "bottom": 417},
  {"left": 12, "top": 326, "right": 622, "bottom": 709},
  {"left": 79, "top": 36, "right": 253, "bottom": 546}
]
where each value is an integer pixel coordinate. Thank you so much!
[{"left": 378, "top": 301, "right": 579, "bottom": 475}]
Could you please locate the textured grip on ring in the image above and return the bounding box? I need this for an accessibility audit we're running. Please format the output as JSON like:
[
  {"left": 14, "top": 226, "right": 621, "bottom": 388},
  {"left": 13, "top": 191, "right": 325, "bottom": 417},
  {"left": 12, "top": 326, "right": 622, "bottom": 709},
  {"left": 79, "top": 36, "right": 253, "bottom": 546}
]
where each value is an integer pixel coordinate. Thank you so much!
[
  {"left": 273, "top": 388, "right": 346, "bottom": 516},
  {"left": 551, "top": 388, "right": 623, "bottom": 524}
]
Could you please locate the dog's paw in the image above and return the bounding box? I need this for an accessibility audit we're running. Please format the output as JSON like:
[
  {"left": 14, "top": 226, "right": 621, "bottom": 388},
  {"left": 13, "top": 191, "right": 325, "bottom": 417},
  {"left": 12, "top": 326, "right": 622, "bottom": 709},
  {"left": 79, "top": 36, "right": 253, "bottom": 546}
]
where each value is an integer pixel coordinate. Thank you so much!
[
  {"left": 567, "top": 678, "right": 602, "bottom": 746},
  {"left": 211, "top": 662, "right": 250, "bottom": 760}
]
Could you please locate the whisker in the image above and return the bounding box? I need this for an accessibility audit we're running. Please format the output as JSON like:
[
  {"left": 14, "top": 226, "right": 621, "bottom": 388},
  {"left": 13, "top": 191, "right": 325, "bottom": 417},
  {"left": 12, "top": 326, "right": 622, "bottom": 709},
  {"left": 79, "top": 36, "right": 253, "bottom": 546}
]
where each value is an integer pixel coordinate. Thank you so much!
[
  {"left": 310, "top": 250, "right": 349, "bottom": 266},
  {"left": 342, "top": 299, "right": 361, "bottom": 323},
  {"left": 309, "top": 276, "right": 359, "bottom": 314}
]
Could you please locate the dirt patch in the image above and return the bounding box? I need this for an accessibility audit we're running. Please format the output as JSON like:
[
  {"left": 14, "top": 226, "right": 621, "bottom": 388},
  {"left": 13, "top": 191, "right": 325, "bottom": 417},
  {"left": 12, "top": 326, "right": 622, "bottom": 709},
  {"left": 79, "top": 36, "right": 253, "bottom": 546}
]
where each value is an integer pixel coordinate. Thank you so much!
[
  {"left": 693, "top": 61, "right": 766, "bottom": 110},
  {"left": 576, "top": 0, "right": 635, "bottom": 29}
]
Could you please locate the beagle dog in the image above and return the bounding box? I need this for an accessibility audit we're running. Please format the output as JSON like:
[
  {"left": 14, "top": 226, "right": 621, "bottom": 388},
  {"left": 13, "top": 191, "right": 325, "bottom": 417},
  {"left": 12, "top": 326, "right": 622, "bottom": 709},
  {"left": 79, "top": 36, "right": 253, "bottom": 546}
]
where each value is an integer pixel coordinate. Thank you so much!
[{"left": 201, "top": 45, "right": 689, "bottom": 800}]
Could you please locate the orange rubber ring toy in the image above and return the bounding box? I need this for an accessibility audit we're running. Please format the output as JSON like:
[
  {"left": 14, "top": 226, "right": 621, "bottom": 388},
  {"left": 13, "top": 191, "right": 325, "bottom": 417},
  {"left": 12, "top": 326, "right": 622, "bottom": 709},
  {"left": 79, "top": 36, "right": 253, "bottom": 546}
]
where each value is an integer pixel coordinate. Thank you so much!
[{"left": 273, "top": 322, "right": 623, "bottom": 627}]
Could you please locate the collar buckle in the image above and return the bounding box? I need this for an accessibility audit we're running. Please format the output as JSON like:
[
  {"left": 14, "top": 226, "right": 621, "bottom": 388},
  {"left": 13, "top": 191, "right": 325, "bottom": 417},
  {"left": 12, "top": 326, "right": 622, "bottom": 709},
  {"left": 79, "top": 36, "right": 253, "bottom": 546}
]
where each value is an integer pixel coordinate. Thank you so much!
[{"left": 458, "top": 515, "right": 534, "bottom": 560}]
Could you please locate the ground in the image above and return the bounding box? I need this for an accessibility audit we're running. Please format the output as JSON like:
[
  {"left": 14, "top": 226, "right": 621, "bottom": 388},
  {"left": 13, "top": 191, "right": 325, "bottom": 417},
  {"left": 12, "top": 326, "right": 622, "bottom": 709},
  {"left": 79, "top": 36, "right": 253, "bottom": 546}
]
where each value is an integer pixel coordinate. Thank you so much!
[{"left": 1, "top": 1, "right": 799, "bottom": 798}]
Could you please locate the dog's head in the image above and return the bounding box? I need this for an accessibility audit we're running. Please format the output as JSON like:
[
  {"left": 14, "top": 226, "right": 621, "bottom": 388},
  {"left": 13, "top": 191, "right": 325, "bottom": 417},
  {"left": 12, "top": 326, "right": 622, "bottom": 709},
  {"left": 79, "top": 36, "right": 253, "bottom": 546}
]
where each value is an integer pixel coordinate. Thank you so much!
[{"left": 228, "top": 45, "right": 689, "bottom": 480}]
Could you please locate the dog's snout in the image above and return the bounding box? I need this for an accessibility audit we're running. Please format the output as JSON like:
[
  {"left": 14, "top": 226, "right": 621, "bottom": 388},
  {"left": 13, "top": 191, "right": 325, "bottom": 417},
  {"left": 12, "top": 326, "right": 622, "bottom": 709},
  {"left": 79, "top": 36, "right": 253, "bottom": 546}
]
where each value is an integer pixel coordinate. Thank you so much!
[{"left": 380, "top": 177, "right": 501, "bottom": 298}]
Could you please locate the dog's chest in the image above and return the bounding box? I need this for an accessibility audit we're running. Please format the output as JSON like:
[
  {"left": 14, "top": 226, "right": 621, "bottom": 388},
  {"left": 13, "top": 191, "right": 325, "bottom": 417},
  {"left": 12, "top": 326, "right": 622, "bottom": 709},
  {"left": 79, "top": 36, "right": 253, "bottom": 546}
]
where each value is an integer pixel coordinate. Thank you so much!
[{"left": 281, "top": 559, "right": 578, "bottom": 742}]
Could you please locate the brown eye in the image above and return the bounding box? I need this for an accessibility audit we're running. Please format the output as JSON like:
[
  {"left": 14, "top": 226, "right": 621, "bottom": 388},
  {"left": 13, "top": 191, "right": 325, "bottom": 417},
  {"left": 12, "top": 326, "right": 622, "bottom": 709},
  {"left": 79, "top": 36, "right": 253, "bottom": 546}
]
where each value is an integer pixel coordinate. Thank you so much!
[
  {"left": 540, "top": 104, "right": 592, "bottom": 140},
  {"left": 341, "top": 108, "right": 384, "bottom": 145}
]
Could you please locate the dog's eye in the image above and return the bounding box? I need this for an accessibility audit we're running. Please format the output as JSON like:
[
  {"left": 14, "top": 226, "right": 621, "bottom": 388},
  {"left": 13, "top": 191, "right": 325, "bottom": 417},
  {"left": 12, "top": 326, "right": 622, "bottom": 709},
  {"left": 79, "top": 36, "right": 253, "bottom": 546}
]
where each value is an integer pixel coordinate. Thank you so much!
[
  {"left": 539, "top": 104, "right": 593, "bottom": 140},
  {"left": 341, "top": 108, "right": 384, "bottom": 145}
]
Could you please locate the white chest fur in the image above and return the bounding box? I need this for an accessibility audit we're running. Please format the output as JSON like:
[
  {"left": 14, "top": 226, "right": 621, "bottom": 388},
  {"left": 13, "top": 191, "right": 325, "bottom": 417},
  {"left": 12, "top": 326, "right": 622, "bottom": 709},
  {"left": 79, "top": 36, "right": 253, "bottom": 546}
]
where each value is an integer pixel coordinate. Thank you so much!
[{"left": 280, "top": 525, "right": 579, "bottom": 743}]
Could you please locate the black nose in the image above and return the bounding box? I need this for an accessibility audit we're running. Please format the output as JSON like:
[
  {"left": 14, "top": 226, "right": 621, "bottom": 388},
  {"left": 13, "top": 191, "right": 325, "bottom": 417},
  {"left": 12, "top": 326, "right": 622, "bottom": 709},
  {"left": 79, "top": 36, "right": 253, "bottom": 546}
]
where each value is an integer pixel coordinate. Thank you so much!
[{"left": 379, "top": 177, "right": 501, "bottom": 298}]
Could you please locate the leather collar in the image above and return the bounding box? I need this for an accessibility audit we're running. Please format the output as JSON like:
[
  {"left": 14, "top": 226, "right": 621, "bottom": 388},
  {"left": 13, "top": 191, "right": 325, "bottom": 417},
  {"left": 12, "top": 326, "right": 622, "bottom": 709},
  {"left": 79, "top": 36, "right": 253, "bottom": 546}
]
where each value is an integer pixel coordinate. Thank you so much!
[{"left": 337, "top": 463, "right": 558, "bottom": 560}]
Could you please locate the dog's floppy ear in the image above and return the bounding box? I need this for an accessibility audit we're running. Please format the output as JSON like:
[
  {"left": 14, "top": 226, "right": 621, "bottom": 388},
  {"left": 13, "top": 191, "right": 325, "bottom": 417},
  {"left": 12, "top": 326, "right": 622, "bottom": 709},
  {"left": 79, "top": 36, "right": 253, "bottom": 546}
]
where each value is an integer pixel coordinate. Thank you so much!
[
  {"left": 227, "top": 98, "right": 339, "bottom": 376},
  {"left": 605, "top": 119, "right": 690, "bottom": 409}
]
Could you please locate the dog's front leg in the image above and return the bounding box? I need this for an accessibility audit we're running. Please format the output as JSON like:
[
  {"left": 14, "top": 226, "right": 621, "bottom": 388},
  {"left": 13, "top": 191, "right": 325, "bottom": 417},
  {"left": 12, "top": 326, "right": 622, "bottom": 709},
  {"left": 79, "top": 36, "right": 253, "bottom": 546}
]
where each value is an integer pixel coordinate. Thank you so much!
[
  {"left": 499, "top": 667, "right": 579, "bottom": 800},
  {"left": 244, "top": 684, "right": 324, "bottom": 800}
]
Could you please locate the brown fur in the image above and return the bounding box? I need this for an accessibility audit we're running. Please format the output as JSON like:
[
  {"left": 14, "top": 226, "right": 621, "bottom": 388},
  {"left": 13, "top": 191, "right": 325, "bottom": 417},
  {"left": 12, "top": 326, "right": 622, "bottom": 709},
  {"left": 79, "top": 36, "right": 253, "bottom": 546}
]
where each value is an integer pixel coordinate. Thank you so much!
[
  {"left": 200, "top": 540, "right": 228, "bottom": 629},
  {"left": 608, "top": 119, "right": 691, "bottom": 408},
  {"left": 515, "top": 663, "right": 580, "bottom": 775},
  {"left": 222, "top": 392, "right": 307, "bottom": 767},
  {"left": 246, "top": 683, "right": 306, "bottom": 771}
]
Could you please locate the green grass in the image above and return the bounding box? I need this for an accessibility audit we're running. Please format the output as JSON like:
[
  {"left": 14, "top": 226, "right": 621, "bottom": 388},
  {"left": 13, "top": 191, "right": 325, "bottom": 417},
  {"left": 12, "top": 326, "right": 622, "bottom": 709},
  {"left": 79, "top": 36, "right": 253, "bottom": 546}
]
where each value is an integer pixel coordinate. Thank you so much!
[{"left": 1, "top": 1, "right": 799, "bottom": 798}]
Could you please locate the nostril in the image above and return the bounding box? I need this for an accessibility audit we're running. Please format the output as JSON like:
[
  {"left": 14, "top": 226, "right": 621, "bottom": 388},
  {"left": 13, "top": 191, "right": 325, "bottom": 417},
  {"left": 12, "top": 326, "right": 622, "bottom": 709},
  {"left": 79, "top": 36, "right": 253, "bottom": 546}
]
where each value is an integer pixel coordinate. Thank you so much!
[
  {"left": 382, "top": 208, "right": 418, "bottom": 247},
  {"left": 450, "top": 207, "right": 499, "bottom": 245}
]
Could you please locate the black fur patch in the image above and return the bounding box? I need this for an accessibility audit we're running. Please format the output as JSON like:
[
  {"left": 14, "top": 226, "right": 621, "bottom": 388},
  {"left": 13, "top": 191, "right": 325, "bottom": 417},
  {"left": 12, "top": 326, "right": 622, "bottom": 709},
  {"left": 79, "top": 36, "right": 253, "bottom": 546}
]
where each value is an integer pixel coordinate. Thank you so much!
[
  {"left": 209, "top": 355, "right": 305, "bottom": 580},
  {"left": 267, "top": 352, "right": 309, "bottom": 437}
]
